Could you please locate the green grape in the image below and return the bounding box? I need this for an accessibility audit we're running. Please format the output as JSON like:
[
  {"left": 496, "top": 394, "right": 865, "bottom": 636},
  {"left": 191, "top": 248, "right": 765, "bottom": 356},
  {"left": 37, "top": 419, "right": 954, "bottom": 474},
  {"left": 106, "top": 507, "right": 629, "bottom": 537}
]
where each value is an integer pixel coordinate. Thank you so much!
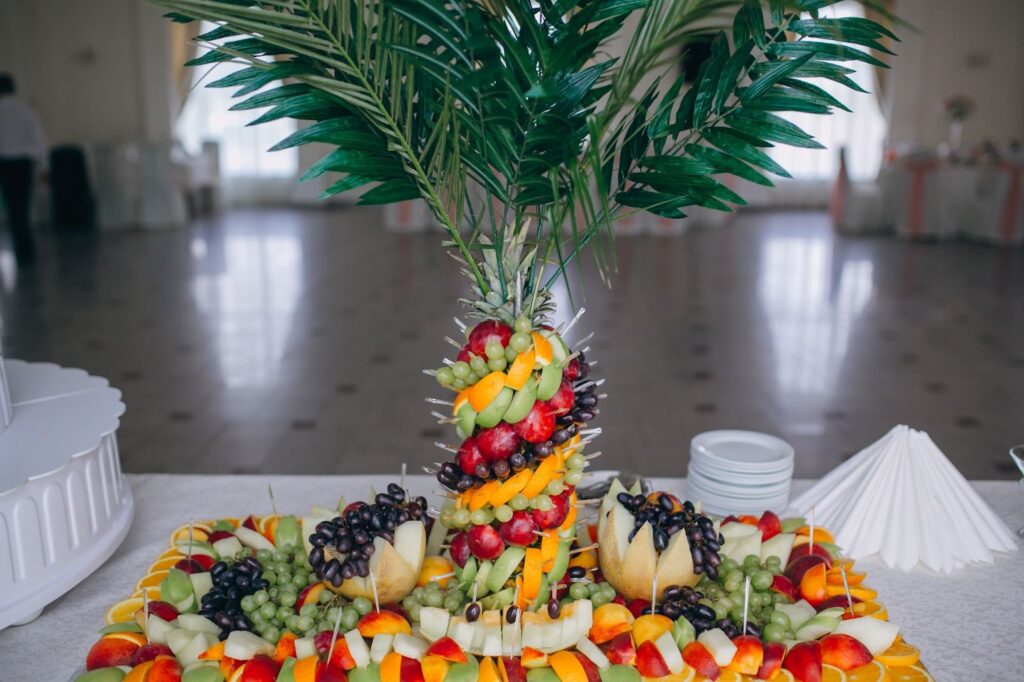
[
  {"left": 263, "top": 570, "right": 277, "bottom": 585},
  {"left": 509, "top": 332, "right": 532, "bottom": 352},
  {"left": 469, "top": 356, "right": 487, "bottom": 373},
  {"left": 263, "top": 627, "right": 281, "bottom": 644},
  {"left": 256, "top": 549, "right": 273, "bottom": 562},
  {"left": 318, "top": 589, "right": 333, "bottom": 604},
  {"left": 470, "top": 509, "right": 492, "bottom": 525},
  {"left": 729, "top": 606, "right": 746, "bottom": 623},
  {"left": 240, "top": 595, "right": 256, "bottom": 613},
  {"left": 452, "top": 361, "right": 471, "bottom": 379},
  {"left": 325, "top": 606, "right": 340, "bottom": 622},
  {"left": 565, "top": 453, "right": 585, "bottom": 470},
  {"left": 341, "top": 607, "right": 359, "bottom": 630},
  {"left": 485, "top": 341, "right": 505, "bottom": 360},
  {"left": 586, "top": 582, "right": 601, "bottom": 596},
  {"left": 452, "top": 509, "right": 471, "bottom": 527},
  {"left": 444, "top": 596, "right": 463, "bottom": 612},
  {"left": 407, "top": 603, "right": 423, "bottom": 621},
  {"left": 591, "top": 592, "right": 611, "bottom": 608},
  {"left": 748, "top": 592, "right": 763, "bottom": 608},
  {"left": 268, "top": 587, "right": 279, "bottom": 600},
  {"left": 258, "top": 602, "right": 277, "bottom": 620},
  {"left": 509, "top": 494, "right": 529, "bottom": 511},
  {"left": 273, "top": 551, "right": 287, "bottom": 563},
  {"left": 254, "top": 590, "right": 270, "bottom": 606},
  {"left": 703, "top": 583, "right": 723, "bottom": 600},
  {"left": 505, "top": 346, "right": 518, "bottom": 364},
  {"left": 297, "top": 616, "right": 314, "bottom": 631},
  {"left": 487, "top": 357, "right": 507, "bottom": 372},
  {"left": 292, "top": 573, "right": 308, "bottom": 588},
  {"left": 494, "top": 505, "right": 513, "bottom": 523},
  {"left": 752, "top": 570, "right": 773, "bottom": 591},
  {"left": 352, "top": 597, "right": 373, "bottom": 616},
  {"left": 279, "top": 591, "right": 298, "bottom": 608},
  {"left": 723, "top": 573, "right": 742, "bottom": 593},
  {"left": 601, "top": 584, "right": 617, "bottom": 600},
  {"left": 743, "top": 555, "right": 761, "bottom": 571},
  {"left": 569, "top": 583, "right": 589, "bottom": 600},
  {"left": 402, "top": 596, "right": 418, "bottom": 612},
  {"left": 763, "top": 623, "right": 786, "bottom": 643},
  {"left": 545, "top": 480, "right": 564, "bottom": 495},
  {"left": 769, "top": 610, "right": 791, "bottom": 628},
  {"left": 772, "top": 592, "right": 787, "bottom": 604},
  {"left": 565, "top": 470, "right": 584, "bottom": 486},
  {"left": 719, "top": 557, "right": 739, "bottom": 575},
  {"left": 300, "top": 603, "right": 318, "bottom": 618},
  {"left": 451, "top": 378, "right": 467, "bottom": 390},
  {"left": 285, "top": 615, "right": 300, "bottom": 631},
  {"left": 718, "top": 596, "right": 734, "bottom": 612},
  {"left": 764, "top": 556, "right": 782, "bottom": 573},
  {"left": 316, "top": 620, "right": 332, "bottom": 633},
  {"left": 412, "top": 587, "right": 426, "bottom": 601},
  {"left": 277, "top": 606, "right": 292, "bottom": 622},
  {"left": 425, "top": 591, "right": 445, "bottom": 608},
  {"left": 713, "top": 601, "right": 729, "bottom": 620}
]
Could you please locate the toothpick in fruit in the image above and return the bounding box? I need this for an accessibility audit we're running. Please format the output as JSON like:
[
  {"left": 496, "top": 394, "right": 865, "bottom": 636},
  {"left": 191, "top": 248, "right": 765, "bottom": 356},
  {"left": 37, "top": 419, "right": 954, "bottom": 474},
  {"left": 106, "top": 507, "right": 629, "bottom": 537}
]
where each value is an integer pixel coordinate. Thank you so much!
[
  {"left": 142, "top": 591, "right": 149, "bottom": 637},
  {"left": 650, "top": 574, "right": 658, "bottom": 614},
  {"left": 267, "top": 483, "right": 278, "bottom": 517},
  {"left": 742, "top": 574, "right": 751, "bottom": 635},
  {"left": 369, "top": 571, "right": 380, "bottom": 613},
  {"left": 840, "top": 565, "right": 855, "bottom": 617},
  {"left": 187, "top": 518, "right": 194, "bottom": 562},
  {"left": 327, "top": 597, "right": 344, "bottom": 664},
  {"left": 569, "top": 543, "right": 599, "bottom": 556},
  {"left": 809, "top": 506, "right": 816, "bottom": 553}
]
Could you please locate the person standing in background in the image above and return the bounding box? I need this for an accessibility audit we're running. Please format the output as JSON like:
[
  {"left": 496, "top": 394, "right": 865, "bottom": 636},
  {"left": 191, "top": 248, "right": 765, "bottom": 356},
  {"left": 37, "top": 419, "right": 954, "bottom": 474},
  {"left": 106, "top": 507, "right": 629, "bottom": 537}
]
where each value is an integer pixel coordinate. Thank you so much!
[{"left": 0, "top": 73, "right": 48, "bottom": 267}]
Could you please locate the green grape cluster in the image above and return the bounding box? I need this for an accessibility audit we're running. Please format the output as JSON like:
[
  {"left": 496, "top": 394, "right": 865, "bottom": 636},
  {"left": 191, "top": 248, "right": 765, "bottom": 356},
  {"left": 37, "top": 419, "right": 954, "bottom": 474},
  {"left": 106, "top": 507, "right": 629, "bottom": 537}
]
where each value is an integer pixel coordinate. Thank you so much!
[
  {"left": 402, "top": 581, "right": 468, "bottom": 621},
  {"left": 564, "top": 580, "right": 617, "bottom": 608},
  {"left": 236, "top": 547, "right": 372, "bottom": 643},
  {"left": 698, "top": 553, "right": 793, "bottom": 641},
  {"left": 434, "top": 317, "right": 534, "bottom": 390}
]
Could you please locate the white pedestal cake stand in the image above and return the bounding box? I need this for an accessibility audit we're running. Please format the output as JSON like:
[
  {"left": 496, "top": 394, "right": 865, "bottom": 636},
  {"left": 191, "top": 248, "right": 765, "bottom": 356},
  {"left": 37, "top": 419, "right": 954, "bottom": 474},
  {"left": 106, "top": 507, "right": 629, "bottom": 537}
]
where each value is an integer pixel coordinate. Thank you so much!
[{"left": 0, "top": 359, "right": 132, "bottom": 630}]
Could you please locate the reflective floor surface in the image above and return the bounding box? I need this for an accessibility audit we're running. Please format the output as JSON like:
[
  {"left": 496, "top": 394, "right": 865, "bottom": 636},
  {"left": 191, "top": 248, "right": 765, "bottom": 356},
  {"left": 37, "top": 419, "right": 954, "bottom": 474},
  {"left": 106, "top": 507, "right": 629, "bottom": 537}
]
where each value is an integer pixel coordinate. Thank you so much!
[{"left": 2, "top": 207, "right": 1021, "bottom": 479}]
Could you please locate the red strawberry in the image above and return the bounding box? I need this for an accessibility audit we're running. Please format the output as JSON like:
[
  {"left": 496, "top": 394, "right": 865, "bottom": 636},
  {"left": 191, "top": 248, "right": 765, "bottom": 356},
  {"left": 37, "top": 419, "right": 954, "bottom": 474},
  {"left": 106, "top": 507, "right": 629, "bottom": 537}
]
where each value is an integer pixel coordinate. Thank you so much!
[
  {"left": 563, "top": 357, "right": 582, "bottom": 381},
  {"left": 476, "top": 423, "right": 521, "bottom": 461},
  {"left": 467, "top": 320, "right": 513, "bottom": 357},
  {"left": 546, "top": 378, "right": 575, "bottom": 415},
  {"left": 456, "top": 437, "right": 486, "bottom": 475},
  {"left": 512, "top": 401, "right": 555, "bottom": 443}
]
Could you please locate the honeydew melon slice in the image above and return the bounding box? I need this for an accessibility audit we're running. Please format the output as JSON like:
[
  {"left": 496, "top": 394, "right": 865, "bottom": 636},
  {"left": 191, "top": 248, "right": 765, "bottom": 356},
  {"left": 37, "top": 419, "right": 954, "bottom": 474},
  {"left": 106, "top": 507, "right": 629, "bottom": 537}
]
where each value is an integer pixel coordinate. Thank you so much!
[
  {"left": 176, "top": 613, "right": 220, "bottom": 637},
  {"left": 503, "top": 378, "right": 537, "bottom": 425},
  {"left": 294, "top": 637, "right": 317, "bottom": 660},
  {"left": 211, "top": 536, "right": 243, "bottom": 560},
  {"left": 774, "top": 600, "right": 817, "bottom": 631},
  {"left": 536, "top": 363, "right": 562, "bottom": 401},
  {"left": 234, "top": 526, "right": 277, "bottom": 552},
  {"left": 456, "top": 557, "right": 478, "bottom": 591},
  {"left": 180, "top": 663, "right": 222, "bottom": 682},
  {"left": 473, "top": 560, "right": 493, "bottom": 598},
  {"left": 444, "top": 655, "right": 479, "bottom": 682},
  {"left": 178, "top": 632, "right": 218, "bottom": 666},
  {"left": 175, "top": 541, "right": 218, "bottom": 559},
  {"left": 348, "top": 663, "right": 382, "bottom": 682},
  {"left": 167, "top": 629, "right": 198, "bottom": 656},
  {"left": 188, "top": 572, "right": 213, "bottom": 603},
  {"left": 146, "top": 615, "right": 177, "bottom": 645},
  {"left": 224, "top": 630, "right": 274, "bottom": 660},
  {"left": 834, "top": 617, "right": 900, "bottom": 655},
  {"left": 486, "top": 547, "right": 526, "bottom": 593},
  {"left": 418, "top": 606, "right": 450, "bottom": 642},
  {"left": 345, "top": 628, "right": 372, "bottom": 668},
  {"left": 526, "top": 668, "right": 560, "bottom": 682},
  {"left": 760, "top": 532, "right": 795, "bottom": 567},
  {"left": 455, "top": 404, "right": 477, "bottom": 440},
  {"left": 476, "top": 387, "right": 514, "bottom": 428}
]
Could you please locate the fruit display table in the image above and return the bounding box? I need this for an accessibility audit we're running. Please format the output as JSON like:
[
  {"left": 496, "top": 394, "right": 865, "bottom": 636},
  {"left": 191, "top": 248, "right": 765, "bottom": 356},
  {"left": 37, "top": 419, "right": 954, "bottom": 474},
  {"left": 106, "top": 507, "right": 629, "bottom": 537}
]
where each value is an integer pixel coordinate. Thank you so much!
[{"left": 0, "top": 474, "right": 1019, "bottom": 681}]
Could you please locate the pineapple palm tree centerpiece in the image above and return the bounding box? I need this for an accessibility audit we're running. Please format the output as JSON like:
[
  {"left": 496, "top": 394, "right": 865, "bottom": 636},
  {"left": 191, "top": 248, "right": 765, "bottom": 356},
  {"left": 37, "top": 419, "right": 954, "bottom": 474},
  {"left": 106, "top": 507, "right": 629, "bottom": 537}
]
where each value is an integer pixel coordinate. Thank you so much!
[{"left": 154, "top": 0, "right": 897, "bottom": 675}]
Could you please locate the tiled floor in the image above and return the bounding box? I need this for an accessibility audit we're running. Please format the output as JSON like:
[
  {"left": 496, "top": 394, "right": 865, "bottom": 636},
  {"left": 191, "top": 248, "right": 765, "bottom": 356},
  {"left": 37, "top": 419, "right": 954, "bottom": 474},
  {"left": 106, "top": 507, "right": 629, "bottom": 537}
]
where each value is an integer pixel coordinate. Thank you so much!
[{"left": 2, "top": 207, "right": 1022, "bottom": 479}]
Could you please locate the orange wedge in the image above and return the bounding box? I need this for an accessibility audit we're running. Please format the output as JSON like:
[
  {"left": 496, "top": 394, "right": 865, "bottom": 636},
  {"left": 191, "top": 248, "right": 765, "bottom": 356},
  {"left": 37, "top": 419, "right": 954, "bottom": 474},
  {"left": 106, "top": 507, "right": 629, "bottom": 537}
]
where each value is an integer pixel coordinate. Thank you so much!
[
  {"left": 105, "top": 597, "right": 146, "bottom": 624},
  {"left": 531, "top": 333, "right": 553, "bottom": 366},
  {"left": 150, "top": 557, "right": 185, "bottom": 571},
  {"left": 827, "top": 584, "right": 878, "bottom": 601},
  {"left": 568, "top": 550, "right": 597, "bottom": 570},
  {"left": 887, "top": 666, "right": 933, "bottom": 682},
  {"left": 876, "top": 641, "right": 920, "bottom": 668},
  {"left": 505, "top": 350, "right": 536, "bottom": 390},
  {"left": 539, "top": 531, "right": 560, "bottom": 571},
  {"left": 822, "top": 664, "right": 849, "bottom": 682},
  {"left": 717, "top": 672, "right": 745, "bottom": 682},
  {"left": 771, "top": 671, "right": 797, "bottom": 682},
  {"left": 380, "top": 652, "right": 403, "bottom": 682},
  {"left": 293, "top": 657, "right": 320, "bottom": 682},
  {"left": 849, "top": 601, "right": 888, "bottom": 621},
  {"left": 521, "top": 453, "right": 562, "bottom": 499},
  {"left": 549, "top": 651, "right": 587, "bottom": 682},
  {"left": 452, "top": 389, "right": 470, "bottom": 416},
  {"left": 136, "top": 570, "right": 169, "bottom": 590},
  {"left": 469, "top": 481, "right": 501, "bottom": 512},
  {"left": 489, "top": 468, "right": 533, "bottom": 508},
  {"left": 795, "top": 526, "right": 836, "bottom": 544},
  {"left": 199, "top": 641, "right": 227, "bottom": 661},
  {"left": 469, "top": 371, "right": 508, "bottom": 412},
  {"left": 828, "top": 569, "right": 866, "bottom": 586},
  {"left": 558, "top": 493, "right": 578, "bottom": 531},
  {"left": 847, "top": 661, "right": 891, "bottom": 682},
  {"left": 157, "top": 547, "right": 185, "bottom": 561},
  {"left": 123, "top": 661, "right": 154, "bottom": 682},
  {"left": 130, "top": 586, "right": 162, "bottom": 601}
]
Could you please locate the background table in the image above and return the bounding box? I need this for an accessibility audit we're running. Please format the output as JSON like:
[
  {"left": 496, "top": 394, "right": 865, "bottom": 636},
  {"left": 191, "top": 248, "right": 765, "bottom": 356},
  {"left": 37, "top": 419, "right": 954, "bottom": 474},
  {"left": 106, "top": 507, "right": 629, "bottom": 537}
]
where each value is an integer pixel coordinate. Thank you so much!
[{"left": 1, "top": 474, "right": 1019, "bottom": 681}]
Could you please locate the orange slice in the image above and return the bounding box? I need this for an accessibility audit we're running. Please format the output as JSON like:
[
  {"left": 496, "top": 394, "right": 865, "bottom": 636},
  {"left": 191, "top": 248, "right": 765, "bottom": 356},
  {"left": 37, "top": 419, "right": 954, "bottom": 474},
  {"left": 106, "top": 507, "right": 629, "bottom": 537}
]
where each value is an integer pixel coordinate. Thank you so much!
[
  {"left": 130, "top": 586, "right": 161, "bottom": 601},
  {"left": 717, "top": 671, "right": 745, "bottom": 682},
  {"left": 452, "top": 389, "right": 470, "bottom": 416},
  {"left": 540, "top": 531, "right": 560, "bottom": 571},
  {"left": 828, "top": 568, "right": 866, "bottom": 586},
  {"left": 568, "top": 550, "right": 597, "bottom": 570},
  {"left": 136, "top": 570, "right": 169, "bottom": 590},
  {"left": 847, "top": 661, "right": 891, "bottom": 682},
  {"left": 157, "top": 547, "right": 185, "bottom": 561},
  {"left": 505, "top": 350, "right": 536, "bottom": 390},
  {"left": 105, "top": 597, "right": 146, "bottom": 625},
  {"left": 822, "top": 664, "right": 849, "bottom": 682},
  {"left": 771, "top": 671, "right": 797, "bottom": 682},
  {"left": 169, "top": 523, "right": 212, "bottom": 545},
  {"left": 827, "top": 583, "right": 878, "bottom": 601},
  {"left": 876, "top": 641, "right": 920, "bottom": 668},
  {"left": 522, "top": 548, "right": 542, "bottom": 600},
  {"left": 849, "top": 600, "right": 888, "bottom": 621},
  {"left": 469, "top": 371, "right": 508, "bottom": 412},
  {"left": 887, "top": 666, "right": 933, "bottom": 682},
  {"left": 123, "top": 661, "right": 154, "bottom": 682},
  {"left": 489, "top": 468, "right": 533, "bottom": 508},
  {"left": 469, "top": 480, "right": 501, "bottom": 511},
  {"left": 521, "top": 453, "right": 562, "bottom": 499},
  {"left": 558, "top": 493, "right": 578, "bottom": 531},
  {"left": 531, "top": 333, "right": 553, "bottom": 366},
  {"left": 549, "top": 651, "right": 587, "bottom": 682},
  {"left": 794, "top": 526, "right": 836, "bottom": 544}
]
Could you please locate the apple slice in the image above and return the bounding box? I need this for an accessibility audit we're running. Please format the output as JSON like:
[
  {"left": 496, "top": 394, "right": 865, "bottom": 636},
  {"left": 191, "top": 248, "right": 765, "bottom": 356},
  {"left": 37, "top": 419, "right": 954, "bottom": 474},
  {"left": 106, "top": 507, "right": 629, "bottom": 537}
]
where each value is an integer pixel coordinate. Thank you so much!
[
  {"left": 697, "top": 628, "right": 737, "bottom": 667},
  {"left": 795, "top": 611, "right": 842, "bottom": 641},
  {"left": 774, "top": 600, "right": 817, "bottom": 631},
  {"left": 234, "top": 526, "right": 277, "bottom": 552},
  {"left": 345, "top": 629, "right": 372, "bottom": 668},
  {"left": 834, "top": 617, "right": 900, "bottom": 655},
  {"left": 574, "top": 638, "right": 609, "bottom": 670}
]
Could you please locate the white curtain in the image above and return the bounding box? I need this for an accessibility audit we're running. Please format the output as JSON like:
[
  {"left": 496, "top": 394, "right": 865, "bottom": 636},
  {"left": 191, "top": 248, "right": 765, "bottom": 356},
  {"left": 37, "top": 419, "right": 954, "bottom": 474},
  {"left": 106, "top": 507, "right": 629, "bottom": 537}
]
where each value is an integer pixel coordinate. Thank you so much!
[{"left": 175, "top": 23, "right": 299, "bottom": 206}]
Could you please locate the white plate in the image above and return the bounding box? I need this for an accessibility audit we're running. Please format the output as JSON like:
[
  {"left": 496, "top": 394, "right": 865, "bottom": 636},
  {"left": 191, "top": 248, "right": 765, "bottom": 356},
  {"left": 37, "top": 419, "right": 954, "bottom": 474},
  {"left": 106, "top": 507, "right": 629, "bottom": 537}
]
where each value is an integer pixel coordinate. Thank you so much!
[
  {"left": 687, "top": 468, "right": 792, "bottom": 497},
  {"left": 689, "top": 459, "right": 793, "bottom": 486},
  {"left": 691, "top": 430, "right": 794, "bottom": 472},
  {"left": 690, "top": 485, "right": 791, "bottom": 515}
]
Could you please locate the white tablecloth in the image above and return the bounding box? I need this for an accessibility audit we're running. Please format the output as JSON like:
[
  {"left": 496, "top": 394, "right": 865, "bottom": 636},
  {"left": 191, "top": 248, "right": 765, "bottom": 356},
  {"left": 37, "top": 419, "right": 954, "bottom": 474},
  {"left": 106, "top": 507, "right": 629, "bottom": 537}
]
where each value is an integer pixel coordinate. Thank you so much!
[{"left": 1, "top": 475, "right": 1019, "bottom": 682}]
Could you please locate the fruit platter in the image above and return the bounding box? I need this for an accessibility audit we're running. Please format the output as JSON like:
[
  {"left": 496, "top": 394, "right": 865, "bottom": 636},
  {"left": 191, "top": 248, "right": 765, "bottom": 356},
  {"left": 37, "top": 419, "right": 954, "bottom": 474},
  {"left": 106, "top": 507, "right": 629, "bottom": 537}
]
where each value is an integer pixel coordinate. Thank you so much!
[{"left": 75, "top": 312, "right": 932, "bottom": 682}]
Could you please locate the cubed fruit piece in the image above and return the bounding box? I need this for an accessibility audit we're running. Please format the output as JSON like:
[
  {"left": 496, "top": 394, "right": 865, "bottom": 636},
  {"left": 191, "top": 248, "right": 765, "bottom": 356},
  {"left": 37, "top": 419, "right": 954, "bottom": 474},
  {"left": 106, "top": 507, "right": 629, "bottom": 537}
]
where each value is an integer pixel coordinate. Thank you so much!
[
  {"left": 819, "top": 633, "right": 872, "bottom": 671},
  {"left": 595, "top": 665, "right": 640, "bottom": 682},
  {"left": 631, "top": 614, "right": 672, "bottom": 646},
  {"left": 726, "top": 635, "right": 763, "bottom": 676},
  {"left": 345, "top": 628, "right": 372, "bottom": 669},
  {"left": 418, "top": 607, "right": 451, "bottom": 643},
  {"left": 757, "top": 511, "right": 783, "bottom": 540},
  {"left": 500, "top": 656, "right": 528, "bottom": 682},
  {"left": 521, "top": 648, "right": 548, "bottom": 669},
  {"left": 421, "top": 655, "right": 449, "bottom": 682},
  {"left": 783, "top": 641, "right": 822, "bottom": 682},
  {"left": 358, "top": 610, "right": 413, "bottom": 638},
  {"left": 601, "top": 632, "right": 635, "bottom": 666},
  {"left": 549, "top": 650, "right": 589, "bottom": 682},
  {"left": 696, "top": 629, "right": 737, "bottom": 668},
  {"left": 757, "top": 641, "right": 786, "bottom": 681},
  {"left": 370, "top": 635, "right": 395, "bottom": 665},
  {"left": 574, "top": 638, "right": 610, "bottom": 671},
  {"left": 652, "top": 631, "right": 684, "bottom": 675},
  {"left": 393, "top": 634, "right": 430, "bottom": 661},
  {"left": 478, "top": 656, "right": 503, "bottom": 682}
]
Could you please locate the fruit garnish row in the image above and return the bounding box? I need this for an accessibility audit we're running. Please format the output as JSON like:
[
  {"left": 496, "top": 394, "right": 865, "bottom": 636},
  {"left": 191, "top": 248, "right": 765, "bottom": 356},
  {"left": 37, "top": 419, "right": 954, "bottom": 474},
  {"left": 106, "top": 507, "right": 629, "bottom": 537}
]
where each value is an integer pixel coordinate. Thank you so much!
[{"left": 77, "top": 501, "right": 931, "bottom": 682}]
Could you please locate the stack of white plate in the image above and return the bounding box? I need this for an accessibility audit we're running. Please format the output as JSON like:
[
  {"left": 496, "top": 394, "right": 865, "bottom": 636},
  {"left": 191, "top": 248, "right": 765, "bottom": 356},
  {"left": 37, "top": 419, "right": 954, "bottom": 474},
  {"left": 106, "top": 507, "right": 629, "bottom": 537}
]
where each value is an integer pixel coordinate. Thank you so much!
[{"left": 686, "top": 430, "right": 794, "bottom": 516}]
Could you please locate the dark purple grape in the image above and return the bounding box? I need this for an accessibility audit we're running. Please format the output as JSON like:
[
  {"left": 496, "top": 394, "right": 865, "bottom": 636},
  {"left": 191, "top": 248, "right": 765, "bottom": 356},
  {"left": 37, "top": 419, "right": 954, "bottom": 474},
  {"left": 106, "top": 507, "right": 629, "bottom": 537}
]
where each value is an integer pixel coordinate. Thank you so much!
[{"left": 465, "top": 603, "right": 481, "bottom": 622}]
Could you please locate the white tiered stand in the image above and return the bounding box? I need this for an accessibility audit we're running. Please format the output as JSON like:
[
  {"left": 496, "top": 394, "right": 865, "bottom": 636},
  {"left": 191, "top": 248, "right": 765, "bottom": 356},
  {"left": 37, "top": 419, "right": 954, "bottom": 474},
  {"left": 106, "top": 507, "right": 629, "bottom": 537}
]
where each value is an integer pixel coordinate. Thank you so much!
[{"left": 0, "top": 358, "right": 132, "bottom": 630}]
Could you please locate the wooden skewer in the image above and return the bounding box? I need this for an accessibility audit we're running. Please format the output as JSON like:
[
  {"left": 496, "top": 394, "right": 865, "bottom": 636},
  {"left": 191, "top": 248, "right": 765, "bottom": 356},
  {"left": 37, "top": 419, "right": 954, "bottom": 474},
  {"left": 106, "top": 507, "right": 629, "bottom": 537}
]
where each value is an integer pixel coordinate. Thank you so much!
[
  {"left": 597, "top": 393, "right": 608, "bottom": 400},
  {"left": 742, "top": 575, "right": 751, "bottom": 634},
  {"left": 444, "top": 336, "right": 463, "bottom": 350},
  {"left": 327, "top": 598, "right": 345, "bottom": 663},
  {"left": 425, "top": 397, "right": 454, "bottom": 406},
  {"left": 442, "top": 358, "right": 454, "bottom": 366},
  {"left": 839, "top": 565, "right": 855, "bottom": 617},
  {"left": 429, "top": 572, "right": 457, "bottom": 583},
  {"left": 422, "top": 466, "right": 438, "bottom": 476},
  {"left": 559, "top": 307, "right": 587, "bottom": 336},
  {"left": 569, "top": 543, "right": 599, "bottom": 555},
  {"left": 453, "top": 317, "right": 467, "bottom": 332},
  {"left": 434, "top": 442, "right": 458, "bottom": 453},
  {"left": 584, "top": 451, "right": 603, "bottom": 460},
  {"left": 809, "top": 506, "right": 816, "bottom": 554},
  {"left": 422, "top": 369, "right": 438, "bottom": 377},
  {"left": 576, "top": 330, "right": 595, "bottom": 346},
  {"left": 369, "top": 572, "right": 380, "bottom": 613},
  {"left": 588, "top": 361, "right": 599, "bottom": 368},
  {"left": 187, "top": 518, "right": 194, "bottom": 561},
  {"left": 651, "top": 575, "right": 658, "bottom": 614},
  {"left": 142, "top": 591, "right": 149, "bottom": 637},
  {"left": 433, "top": 489, "right": 458, "bottom": 499},
  {"left": 267, "top": 484, "right": 279, "bottom": 517}
]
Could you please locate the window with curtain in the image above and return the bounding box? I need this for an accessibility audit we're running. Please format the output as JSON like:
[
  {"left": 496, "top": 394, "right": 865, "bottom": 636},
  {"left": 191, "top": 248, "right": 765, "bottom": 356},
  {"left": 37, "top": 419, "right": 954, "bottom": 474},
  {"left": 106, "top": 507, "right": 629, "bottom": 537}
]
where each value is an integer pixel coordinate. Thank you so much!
[
  {"left": 767, "top": 1, "right": 887, "bottom": 182},
  {"left": 175, "top": 22, "right": 299, "bottom": 204}
]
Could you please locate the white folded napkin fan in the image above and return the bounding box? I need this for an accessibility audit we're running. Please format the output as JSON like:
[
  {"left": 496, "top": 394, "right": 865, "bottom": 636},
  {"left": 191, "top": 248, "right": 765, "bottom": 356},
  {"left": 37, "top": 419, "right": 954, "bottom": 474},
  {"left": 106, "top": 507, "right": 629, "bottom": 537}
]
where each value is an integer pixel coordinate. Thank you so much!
[{"left": 787, "top": 425, "right": 1018, "bottom": 574}]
